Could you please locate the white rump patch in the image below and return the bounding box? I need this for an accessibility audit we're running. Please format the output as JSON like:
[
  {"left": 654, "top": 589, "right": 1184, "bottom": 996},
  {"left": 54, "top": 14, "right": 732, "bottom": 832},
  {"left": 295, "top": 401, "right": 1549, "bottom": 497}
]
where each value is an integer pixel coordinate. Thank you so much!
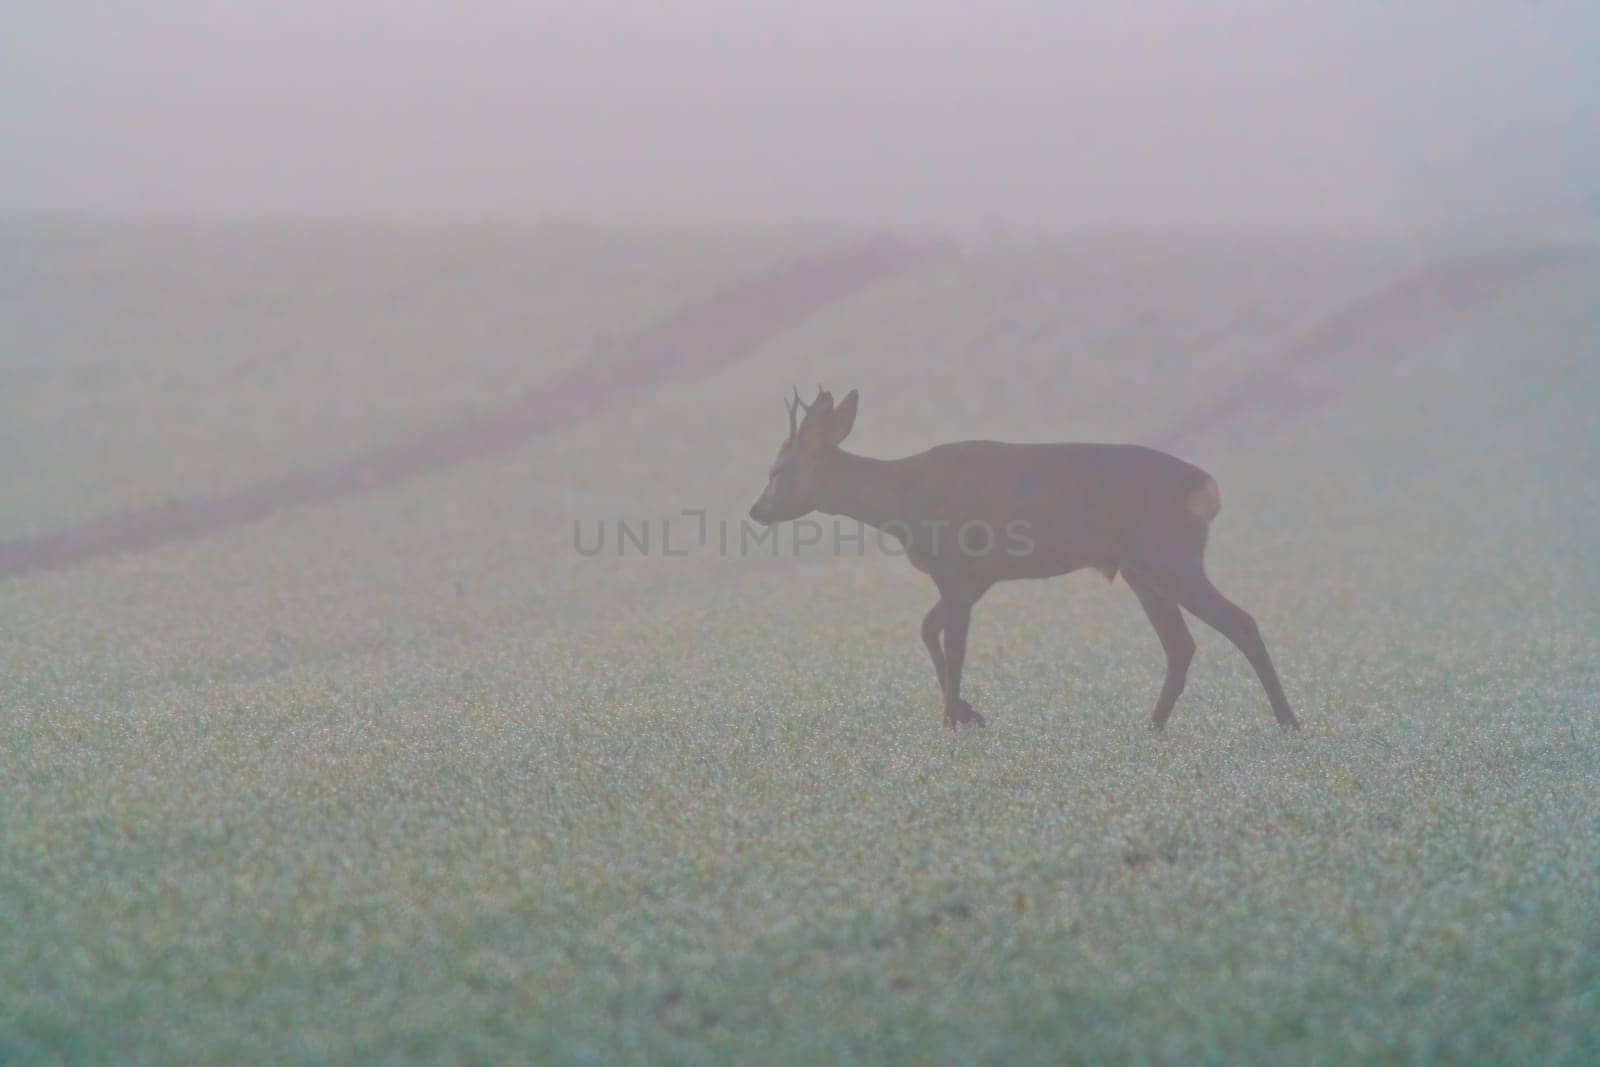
[{"left": 1188, "top": 476, "right": 1222, "bottom": 522}]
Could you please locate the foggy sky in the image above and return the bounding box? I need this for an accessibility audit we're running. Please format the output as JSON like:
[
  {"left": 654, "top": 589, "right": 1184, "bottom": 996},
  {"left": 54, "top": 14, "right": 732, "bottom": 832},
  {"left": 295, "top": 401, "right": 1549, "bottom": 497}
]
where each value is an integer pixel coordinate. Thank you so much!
[{"left": 2, "top": 2, "right": 1596, "bottom": 233}]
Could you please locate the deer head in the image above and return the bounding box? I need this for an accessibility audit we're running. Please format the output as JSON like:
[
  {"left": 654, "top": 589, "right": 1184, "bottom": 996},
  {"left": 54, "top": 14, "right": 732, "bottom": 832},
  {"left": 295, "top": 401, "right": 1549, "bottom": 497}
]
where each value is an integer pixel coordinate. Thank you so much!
[{"left": 747, "top": 385, "right": 859, "bottom": 525}]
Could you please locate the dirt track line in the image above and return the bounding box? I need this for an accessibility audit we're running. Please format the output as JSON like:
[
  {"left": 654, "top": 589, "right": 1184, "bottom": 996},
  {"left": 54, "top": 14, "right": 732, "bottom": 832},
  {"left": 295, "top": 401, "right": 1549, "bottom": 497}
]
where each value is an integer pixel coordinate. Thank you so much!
[
  {"left": 0, "top": 235, "right": 937, "bottom": 579},
  {"left": 1147, "top": 247, "right": 1580, "bottom": 452}
]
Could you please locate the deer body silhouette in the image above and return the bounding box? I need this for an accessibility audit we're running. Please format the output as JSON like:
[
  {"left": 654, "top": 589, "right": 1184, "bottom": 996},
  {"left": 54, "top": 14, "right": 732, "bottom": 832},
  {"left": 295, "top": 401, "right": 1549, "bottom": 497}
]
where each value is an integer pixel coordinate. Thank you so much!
[{"left": 748, "top": 387, "right": 1297, "bottom": 730}]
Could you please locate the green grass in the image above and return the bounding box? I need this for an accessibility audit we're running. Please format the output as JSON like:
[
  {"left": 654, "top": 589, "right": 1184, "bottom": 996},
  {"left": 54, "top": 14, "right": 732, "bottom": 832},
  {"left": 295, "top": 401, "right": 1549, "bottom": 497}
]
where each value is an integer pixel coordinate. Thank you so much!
[{"left": 2, "top": 226, "right": 1598, "bottom": 1063}]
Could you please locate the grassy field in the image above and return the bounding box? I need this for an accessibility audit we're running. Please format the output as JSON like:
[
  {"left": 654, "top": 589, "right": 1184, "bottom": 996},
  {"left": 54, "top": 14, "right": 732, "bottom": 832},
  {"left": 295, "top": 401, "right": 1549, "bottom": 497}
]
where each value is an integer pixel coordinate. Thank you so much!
[{"left": 2, "top": 222, "right": 1598, "bottom": 1063}]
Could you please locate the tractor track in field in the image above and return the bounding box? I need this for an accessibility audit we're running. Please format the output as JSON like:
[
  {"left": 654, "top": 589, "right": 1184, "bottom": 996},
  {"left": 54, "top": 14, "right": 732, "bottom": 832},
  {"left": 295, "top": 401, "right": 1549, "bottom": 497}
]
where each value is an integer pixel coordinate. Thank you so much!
[
  {"left": 0, "top": 239, "right": 1583, "bottom": 582},
  {"left": 1146, "top": 245, "right": 1583, "bottom": 451},
  {"left": 0, "top": 235, "right": 937, "bottom": 579}
]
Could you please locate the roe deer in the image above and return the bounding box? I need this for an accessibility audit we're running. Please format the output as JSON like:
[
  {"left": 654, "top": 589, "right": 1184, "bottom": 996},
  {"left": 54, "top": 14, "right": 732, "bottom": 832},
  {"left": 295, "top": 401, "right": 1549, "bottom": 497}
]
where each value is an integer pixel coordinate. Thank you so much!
[{"left": 747, "top": 387, "right": 1298, "bottom": 730}]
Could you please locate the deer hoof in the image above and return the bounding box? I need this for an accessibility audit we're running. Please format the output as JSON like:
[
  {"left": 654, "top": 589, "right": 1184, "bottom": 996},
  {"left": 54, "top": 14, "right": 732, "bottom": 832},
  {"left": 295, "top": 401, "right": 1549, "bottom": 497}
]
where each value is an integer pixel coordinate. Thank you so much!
[
  {"left": 1277, "top": 711, "right": 1300, "bottom": 731},
  {"left": 945, "top": 699, "right": 986, "bottom": 728}
]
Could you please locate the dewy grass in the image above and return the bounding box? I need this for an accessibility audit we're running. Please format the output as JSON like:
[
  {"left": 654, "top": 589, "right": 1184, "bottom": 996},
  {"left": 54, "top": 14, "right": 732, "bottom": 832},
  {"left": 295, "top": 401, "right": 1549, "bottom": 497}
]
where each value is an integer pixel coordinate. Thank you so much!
[{"left": 2, "top": 226, "right": 1597, "bottom": 1065}]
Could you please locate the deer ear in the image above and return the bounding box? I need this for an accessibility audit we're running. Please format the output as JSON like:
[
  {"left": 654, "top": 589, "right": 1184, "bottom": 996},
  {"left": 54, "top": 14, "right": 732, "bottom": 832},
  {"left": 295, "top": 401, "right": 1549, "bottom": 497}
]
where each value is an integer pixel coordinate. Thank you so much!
[{"left": 825, "top": 389, "right": 858, "bottom": 446}]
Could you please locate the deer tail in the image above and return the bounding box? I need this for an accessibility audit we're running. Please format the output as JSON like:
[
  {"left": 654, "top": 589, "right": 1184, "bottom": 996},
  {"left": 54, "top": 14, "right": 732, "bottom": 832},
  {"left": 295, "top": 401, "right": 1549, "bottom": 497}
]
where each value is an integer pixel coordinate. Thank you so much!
[{"left": 1187, "top": 475, "right": 1222, "bottom": 523}]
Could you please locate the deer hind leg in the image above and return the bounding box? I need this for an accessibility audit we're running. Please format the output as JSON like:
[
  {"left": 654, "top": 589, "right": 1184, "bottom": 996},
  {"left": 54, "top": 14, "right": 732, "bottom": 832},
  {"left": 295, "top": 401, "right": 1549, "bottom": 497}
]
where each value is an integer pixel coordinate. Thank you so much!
[
  {"left": 1163, "top": 567, "right": 1298, "bottom": 730},
  {"left": 1123, "top": 569, "right": 1196, "bottom": 730}
]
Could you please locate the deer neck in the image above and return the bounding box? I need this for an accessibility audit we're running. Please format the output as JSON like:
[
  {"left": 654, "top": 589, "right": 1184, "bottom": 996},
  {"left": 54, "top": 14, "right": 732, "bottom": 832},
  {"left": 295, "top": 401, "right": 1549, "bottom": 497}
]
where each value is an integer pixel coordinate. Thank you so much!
[{"left": 813, "top": 449, "right": 916, "bottom": 533}]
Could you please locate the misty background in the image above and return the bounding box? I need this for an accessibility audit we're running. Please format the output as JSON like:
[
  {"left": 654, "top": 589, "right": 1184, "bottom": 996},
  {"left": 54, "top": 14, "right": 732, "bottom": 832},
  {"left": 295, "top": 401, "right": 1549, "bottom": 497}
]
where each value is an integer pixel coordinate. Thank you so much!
[{"left": 3, "top": 1, "right": 1597, "bottom": 233}]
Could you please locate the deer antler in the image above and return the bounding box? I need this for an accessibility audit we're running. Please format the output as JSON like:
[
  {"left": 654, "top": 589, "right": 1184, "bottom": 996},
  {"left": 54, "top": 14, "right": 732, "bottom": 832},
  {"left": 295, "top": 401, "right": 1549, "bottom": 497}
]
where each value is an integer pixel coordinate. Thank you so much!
[
  {"left": 786, "top": 384, "right": 829, "bottom": 438},
  {"left": 786, "top": 385, "right": 807, "bottom": 438}
]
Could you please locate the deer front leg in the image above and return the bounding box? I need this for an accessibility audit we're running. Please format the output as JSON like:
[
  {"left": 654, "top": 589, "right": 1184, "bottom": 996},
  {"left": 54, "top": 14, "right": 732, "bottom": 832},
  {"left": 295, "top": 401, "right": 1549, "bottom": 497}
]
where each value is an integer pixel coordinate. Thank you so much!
[
  {"left": 939, "top": 599, "right": 985, "bottom": 728},
  {"left": 921, "top": 601, "right": 948, "bottom": 707}
]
